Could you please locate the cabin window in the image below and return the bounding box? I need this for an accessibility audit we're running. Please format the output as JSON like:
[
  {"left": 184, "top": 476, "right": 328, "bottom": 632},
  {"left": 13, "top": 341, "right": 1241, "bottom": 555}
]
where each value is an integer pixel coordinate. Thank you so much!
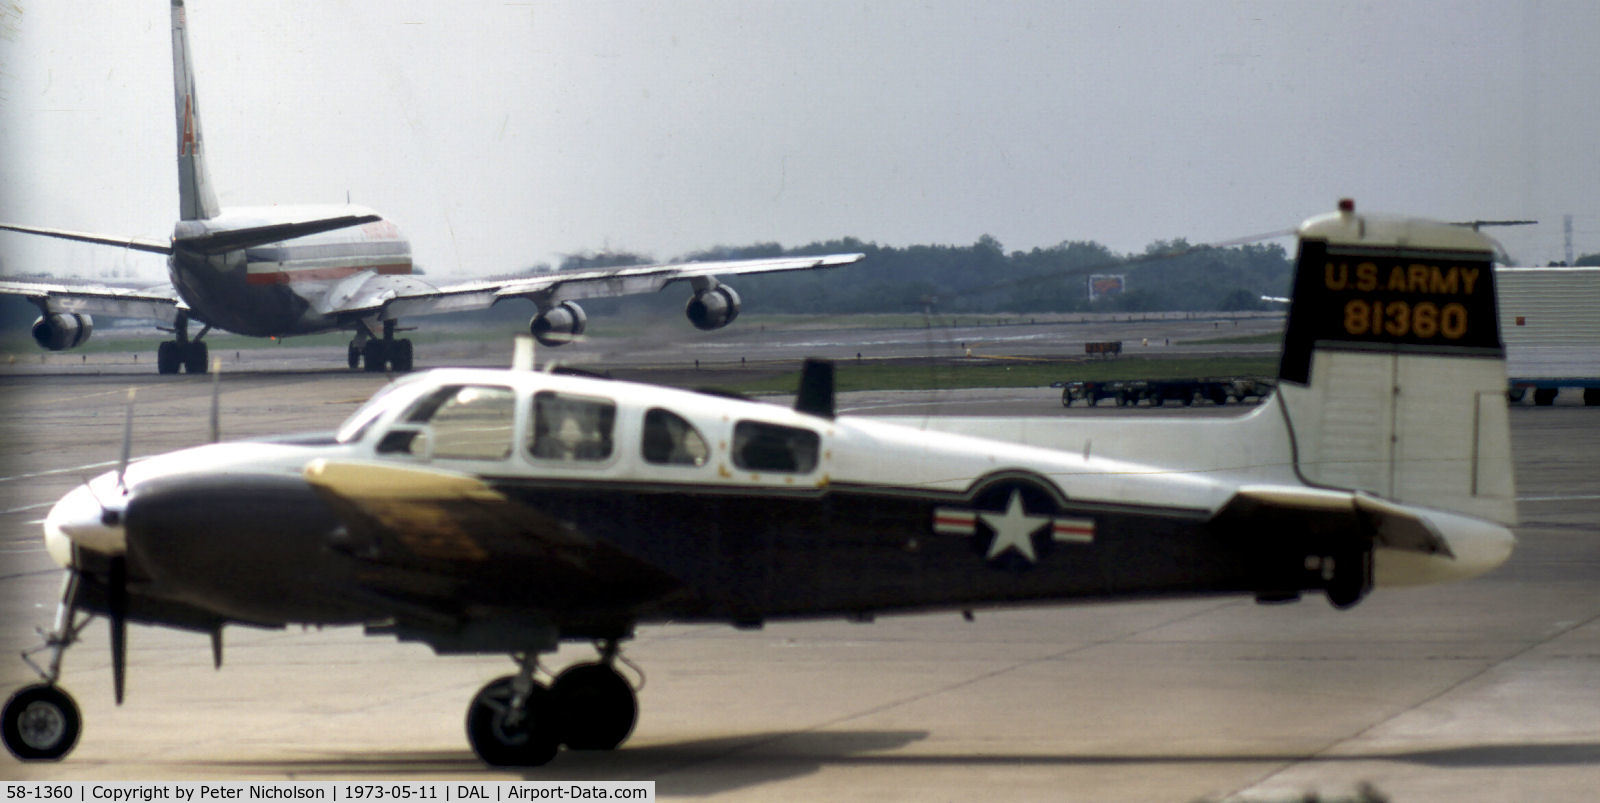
[
  {"left": 529, "top": 391, "right": 616, "bottom": 462},
  {"left": 642, "top": 408, "right": 709, "bottom": 467},
  {"left": 732, "top": 421, "right": 819, "bottom": 474},
  {"left": 377, "top": 384, "right": 515, "bottom": 460}
]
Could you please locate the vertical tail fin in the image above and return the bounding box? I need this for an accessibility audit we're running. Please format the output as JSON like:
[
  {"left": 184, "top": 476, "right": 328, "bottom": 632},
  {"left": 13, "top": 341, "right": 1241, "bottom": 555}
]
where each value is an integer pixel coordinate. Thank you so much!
[
  {"left": 172, "top": 0, "right": 220, "bottom": 221},
  {"left": 1275, "top": 201, "right": 1516, "bottom": 525}
]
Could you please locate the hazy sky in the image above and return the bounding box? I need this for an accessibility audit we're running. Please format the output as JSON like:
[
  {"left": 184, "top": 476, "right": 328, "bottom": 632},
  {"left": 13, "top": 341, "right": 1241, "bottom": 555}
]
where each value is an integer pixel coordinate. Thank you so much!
[{"left": 1, "top": 1, "right": 1596, "bottom": 282}]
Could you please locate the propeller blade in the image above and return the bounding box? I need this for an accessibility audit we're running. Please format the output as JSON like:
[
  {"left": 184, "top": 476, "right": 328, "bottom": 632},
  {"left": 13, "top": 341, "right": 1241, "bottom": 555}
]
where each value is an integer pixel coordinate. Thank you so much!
[
  {"left": 109, "top": 556, "right": 128, "bottom": 705},
  {"left": 116, "top": 388, "right": 135, "bottom": 492}
]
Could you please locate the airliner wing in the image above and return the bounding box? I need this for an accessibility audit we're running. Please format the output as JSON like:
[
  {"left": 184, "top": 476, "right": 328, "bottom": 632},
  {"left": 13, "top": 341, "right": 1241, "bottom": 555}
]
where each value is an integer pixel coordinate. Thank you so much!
[
  {"left": 0, "top": 278, "right": 184, "bottom": 324},
  {"left": 372, "top": 252, "right": 865, "bottom": 320}
]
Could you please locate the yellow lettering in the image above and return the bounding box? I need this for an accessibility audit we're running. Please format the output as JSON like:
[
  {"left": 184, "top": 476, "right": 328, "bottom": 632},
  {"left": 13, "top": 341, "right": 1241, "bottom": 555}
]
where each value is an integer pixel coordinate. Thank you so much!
[
  {"left": 1324, "top": 262, "right": 1349, "bottom": 291},
  {"left": 1408, "top": 264, "right": 1430, "bottom": 293},
  {"left": 1441, "top": 303, "right": 1468, "bottom": 338},
  {"left": 1356, "top": 262, "right": 1378, "bottom": 291},
  {"left": 1429, "top": 267, "right": 1459, "bottom": 294},
  {"left": 1460, "top": 268, "right": 1479, "bottom": 295},
  {"left": 1385, "top": 301, "right": 1409, "bottom": 336},
  {"left": 1413, "top": 302, "right": 1438, "bottom": 337},
  {"left": 1344, "top": 299, "right": 1369, "bottom": 335},
  {"left": 1386, "top": 266, "right": 1408, "bottom": 291}
]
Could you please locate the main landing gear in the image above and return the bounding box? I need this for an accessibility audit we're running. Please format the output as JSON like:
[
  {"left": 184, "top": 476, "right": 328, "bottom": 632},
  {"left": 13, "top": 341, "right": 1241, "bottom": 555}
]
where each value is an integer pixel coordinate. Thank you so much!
[
  {"left": 349, "top": 320, "right": 414, "bottom": 373},
  {"left": 465, "top": 642, "right": 639, "bottom": 766},
  {"left": 156, "top": 313, "right": 210, "bottom": 375},
  {"left": 2, "top": 574, "right": 89, "bottom": 761}
]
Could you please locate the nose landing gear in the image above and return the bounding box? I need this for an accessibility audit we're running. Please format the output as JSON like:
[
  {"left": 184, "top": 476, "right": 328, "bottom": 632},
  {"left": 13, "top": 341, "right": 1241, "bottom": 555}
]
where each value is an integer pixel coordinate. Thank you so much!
[{"left": 3, "top": 573, "right": 89, "bottom": 762}]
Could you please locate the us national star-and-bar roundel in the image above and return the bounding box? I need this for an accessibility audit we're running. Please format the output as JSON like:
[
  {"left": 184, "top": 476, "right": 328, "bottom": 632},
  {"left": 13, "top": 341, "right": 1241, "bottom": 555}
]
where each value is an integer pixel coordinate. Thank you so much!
[{"left": 931, "top": 479, "right": 1095, "bottom": 571}]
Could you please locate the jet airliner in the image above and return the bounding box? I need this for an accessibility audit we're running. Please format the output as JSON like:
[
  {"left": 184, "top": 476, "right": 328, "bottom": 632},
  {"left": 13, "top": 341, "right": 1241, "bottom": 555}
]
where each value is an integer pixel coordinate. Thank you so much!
[{"left": 0, "top": 1, "right": 861, "bottom": 374}]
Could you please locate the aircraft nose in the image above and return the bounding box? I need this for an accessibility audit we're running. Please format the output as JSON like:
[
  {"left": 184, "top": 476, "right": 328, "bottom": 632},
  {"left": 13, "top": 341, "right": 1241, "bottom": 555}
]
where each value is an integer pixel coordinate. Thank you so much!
[
  {"left": 43, "top": 478, "right": 127, "bottom": 568},
  {"left": 1373, "top": 509, "right": 1516, "bottom": 588}
]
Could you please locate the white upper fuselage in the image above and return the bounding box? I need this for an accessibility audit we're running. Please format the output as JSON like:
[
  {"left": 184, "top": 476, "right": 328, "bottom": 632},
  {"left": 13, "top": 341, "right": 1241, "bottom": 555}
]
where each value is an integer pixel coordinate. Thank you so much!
[
  {"left": 169, "top": 204, "right": 416, "bottom": 336},
  {"left": 46, "top": 366, "right": 1514, "bottom": 592}
]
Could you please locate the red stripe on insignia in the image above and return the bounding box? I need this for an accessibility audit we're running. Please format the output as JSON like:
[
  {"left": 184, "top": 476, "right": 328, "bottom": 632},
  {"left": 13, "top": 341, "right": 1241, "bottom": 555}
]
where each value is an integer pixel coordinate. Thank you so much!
[
  {"left": 1052, "top": 520, "right": 1095, "bottom": 543},
  {"left": 933, "top": 509, "right": 977, "bottom": 535}
]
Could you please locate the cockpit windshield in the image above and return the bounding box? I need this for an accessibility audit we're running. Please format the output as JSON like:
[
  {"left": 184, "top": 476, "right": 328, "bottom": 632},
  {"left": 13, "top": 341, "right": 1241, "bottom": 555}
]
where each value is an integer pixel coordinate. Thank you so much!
[{"left": 333, "top": 373, "right": 432, "bottom": 444}]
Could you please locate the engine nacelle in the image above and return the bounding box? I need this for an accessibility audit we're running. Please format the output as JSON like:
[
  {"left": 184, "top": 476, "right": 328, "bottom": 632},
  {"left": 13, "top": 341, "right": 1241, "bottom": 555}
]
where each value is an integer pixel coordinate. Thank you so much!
[
  {"left": 686, "top": 285, "right": 741, "bottom": 331},
  {"left": 31, "top": 313, "right": 94, "bottom": 351},
  {"left": 530, "top": 301, "right": 587, "bottom": 346}
]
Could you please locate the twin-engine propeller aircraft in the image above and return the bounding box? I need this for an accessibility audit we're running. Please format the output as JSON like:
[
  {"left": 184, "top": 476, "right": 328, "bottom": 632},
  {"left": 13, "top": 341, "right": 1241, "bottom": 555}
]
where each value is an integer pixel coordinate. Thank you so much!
[
  {"left": 2, "top": 204, "right": 1518, "bottom": 766},
  {"left": 0, "top": 0, "right": 861, "bottom": 375}
]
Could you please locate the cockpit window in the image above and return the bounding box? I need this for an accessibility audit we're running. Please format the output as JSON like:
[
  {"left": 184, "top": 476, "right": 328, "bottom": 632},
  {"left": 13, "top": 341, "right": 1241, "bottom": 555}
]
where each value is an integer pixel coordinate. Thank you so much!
[
  {"left": 732, "top": 421, "right": 819, "bottom": 473},
  {"left": 642, "top": 408, "right": 709, "bottom": 467},
  {"left": 529, "top": 391, "right": 616, "bottom": 462},
  {"left": 376, "top": 384, "right": 515, "bottom": 460},
  {"left": 335, "top": 375, "right": 429, "bottom": 443}
]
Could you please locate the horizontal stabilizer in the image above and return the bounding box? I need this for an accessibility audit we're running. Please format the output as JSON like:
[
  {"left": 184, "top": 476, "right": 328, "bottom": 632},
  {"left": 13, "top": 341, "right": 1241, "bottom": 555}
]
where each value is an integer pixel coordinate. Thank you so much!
[
  {"left": 176, "top": 214, "right": 382, "bottom": 255},
  {"left": 0, "top": 223, "right": 172, "bottom": 255},
  {"left": 1217, "top": 485, "right": 1452, "bottom": 557}
]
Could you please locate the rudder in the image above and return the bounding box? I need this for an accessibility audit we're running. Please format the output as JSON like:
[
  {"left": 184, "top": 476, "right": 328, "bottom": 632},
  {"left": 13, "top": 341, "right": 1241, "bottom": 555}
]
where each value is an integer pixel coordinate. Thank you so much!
[{"left": 172, "top": 0, "right": 220, "bottom": 221}]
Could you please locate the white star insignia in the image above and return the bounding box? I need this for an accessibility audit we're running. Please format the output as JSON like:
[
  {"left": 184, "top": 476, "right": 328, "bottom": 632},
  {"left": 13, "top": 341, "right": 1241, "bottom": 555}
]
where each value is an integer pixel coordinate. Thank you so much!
[{"left": 979, "top": 491, "right": 1051, "bottom": 563}]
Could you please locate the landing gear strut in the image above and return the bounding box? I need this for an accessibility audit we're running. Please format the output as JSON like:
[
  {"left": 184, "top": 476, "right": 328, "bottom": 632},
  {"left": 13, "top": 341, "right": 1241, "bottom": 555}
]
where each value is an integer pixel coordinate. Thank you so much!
[
  {"left": 3, "top": 574, "right": 88, "bottom": 761},
  {"left": 351, "top": 320, "right": 413, "bottom": 373},
  {"left": 156, "top": 313, "right": 210, "bottom": 375},
  {"left": 464, "top": 641, "right": 639, "bottom": 766}
]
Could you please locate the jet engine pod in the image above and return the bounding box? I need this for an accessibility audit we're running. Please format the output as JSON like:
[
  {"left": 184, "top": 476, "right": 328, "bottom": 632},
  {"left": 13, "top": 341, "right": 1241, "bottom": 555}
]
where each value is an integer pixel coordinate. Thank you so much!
[
  {"left": 686, "top": 285, "right": 741, "bottom": 331},
  {"left": 530, "top": 301, "right": 587, "bottom": 346},
  {"left": 31, "top": 313, "right": 94, "bottom": 351}
]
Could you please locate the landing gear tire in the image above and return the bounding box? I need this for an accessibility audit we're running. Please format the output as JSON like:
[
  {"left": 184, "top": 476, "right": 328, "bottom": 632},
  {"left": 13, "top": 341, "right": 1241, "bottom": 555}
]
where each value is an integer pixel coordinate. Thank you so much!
[
  {"left": 362, "top": 340, "right": 389, "bottom": 373},
  {"left": 1324, "top": 548, "right": 1372, "bottom": 610},
  {"left": 390, "top": 339, "right": 414, "bottom": 373},
  {"left": 157, "top": 341, "right": 180, "bottom": 375},
  {"left": 466, "top": 676, "right": 560, "bottom": 767},
  {"left": 348, "top": 344, "right": 362, "bottom": 371},
  {"left": 551, "top": 663, "right": 636, "bottom": 751},
  {"left": 2, "top": 684, "right": 80, "bottom": 762},
  {"left": 182, "top": 341, "right": 209, "bottom": 374}
]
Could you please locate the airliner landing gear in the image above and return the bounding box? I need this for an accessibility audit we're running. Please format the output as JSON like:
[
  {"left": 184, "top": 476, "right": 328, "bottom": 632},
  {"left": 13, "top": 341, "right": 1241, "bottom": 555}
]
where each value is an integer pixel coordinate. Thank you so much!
[
  {"left": 3, "top": 574, "right": 88, "bottom": 762},
  {"left": 465, "top": 642, "right": 639, "bottom": 766},
  {"left": 351, "top": 321, "right": 413, "bottom": 373},
  {"left": 156, "top": 314, "right": 210, "bottom": 375}
]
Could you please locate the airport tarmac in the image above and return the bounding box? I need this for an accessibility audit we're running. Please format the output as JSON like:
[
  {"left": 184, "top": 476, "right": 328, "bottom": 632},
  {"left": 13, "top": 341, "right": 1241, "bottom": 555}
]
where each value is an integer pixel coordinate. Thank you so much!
[{"left": 1, "top": 362, "right": 1596, "bottom": 800}]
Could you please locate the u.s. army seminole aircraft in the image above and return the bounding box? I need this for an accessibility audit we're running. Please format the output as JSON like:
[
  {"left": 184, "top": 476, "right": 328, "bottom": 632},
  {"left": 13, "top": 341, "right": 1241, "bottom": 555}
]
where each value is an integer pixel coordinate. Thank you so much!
[
  {"left": 2, "top": 204, "right": 1518, "bottom": 766},
  {"left": 0, "top": 0, "right": 861, "bottom": 375}
]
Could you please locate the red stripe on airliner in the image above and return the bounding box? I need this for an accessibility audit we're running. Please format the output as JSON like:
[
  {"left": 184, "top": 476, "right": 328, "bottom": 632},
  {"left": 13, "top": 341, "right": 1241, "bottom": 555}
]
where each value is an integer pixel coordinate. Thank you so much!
[{"left": 245, "top": 263, "right": 413, "bottom": 285}]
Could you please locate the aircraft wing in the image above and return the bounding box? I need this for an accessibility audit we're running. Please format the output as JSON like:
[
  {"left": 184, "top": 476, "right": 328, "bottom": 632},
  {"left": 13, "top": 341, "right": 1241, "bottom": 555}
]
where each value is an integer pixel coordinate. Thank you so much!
[
  {"left": 0, "top": 277, "right": 184, "bottom": 325},
  {"left": 370, "top": 252, "right": 865, "bottom": 320}
]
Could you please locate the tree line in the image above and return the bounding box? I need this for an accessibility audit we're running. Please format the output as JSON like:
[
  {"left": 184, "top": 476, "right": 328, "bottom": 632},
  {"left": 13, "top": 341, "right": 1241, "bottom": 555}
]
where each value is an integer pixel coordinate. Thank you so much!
[{"left": 547, "top": 234, "right": 1296, "bottom": 317}]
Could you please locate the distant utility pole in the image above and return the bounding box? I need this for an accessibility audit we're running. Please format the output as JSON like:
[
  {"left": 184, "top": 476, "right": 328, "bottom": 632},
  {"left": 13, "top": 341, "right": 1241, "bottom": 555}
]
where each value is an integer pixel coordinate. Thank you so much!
[{"left": 1564, "top": 214, "right": 1574, "bottom": 266}]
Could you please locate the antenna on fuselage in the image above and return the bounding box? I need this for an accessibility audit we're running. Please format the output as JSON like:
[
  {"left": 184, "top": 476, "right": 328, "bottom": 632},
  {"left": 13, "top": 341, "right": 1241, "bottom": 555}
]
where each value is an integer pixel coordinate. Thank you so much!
[
  {"left": 512, "top": 334, "right": 536, "bottom": 371},
  {"left": 209, "top": 356, "right": 222, "bottom": 442}
]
